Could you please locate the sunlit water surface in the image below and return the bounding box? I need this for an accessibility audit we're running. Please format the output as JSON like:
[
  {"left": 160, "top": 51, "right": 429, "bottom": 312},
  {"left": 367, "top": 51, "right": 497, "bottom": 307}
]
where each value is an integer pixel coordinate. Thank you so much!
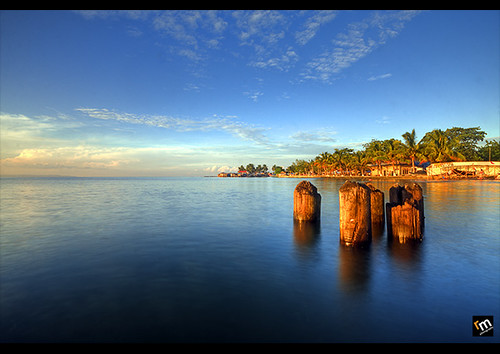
[{"left": 1, "top": 177, "right": 499, "bottom": 342}]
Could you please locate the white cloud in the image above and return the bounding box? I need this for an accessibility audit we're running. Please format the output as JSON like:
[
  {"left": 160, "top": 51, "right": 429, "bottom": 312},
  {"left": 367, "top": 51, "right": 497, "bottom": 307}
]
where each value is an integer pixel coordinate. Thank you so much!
[
  {"left": 243, "top": 90, "right": 263, "bottom": 102},
  {"left": 375, "top": 116, "right": 391, "bottom": 124},
  {"left": 368, "top": 73, "right": 392, "bottom": 81},
  {"left": 250, "top": 47, "right": 298, "bottom": 71},
  {"left": 232, "top": 10, "right": 286, "bottom": 45},
  {"left": 301, "top": 10, "right": 421, "bottom": 83},
  {"left": 1, "top": 146, "right": 131, "bottom": 171},
  {"left": 76, "top": 10, "right": 152, "bottom": 21},
  {"left": 290, "top": 128, "right": 337, "bottom": 143},
  {"left": 76, "top": 108, "right": 271, "bottom": 146},
  {"left": 0, "top": 112, "right": 84, "bottom": 157},
  {"left": 203, "top": 165, "right": 238, "bottom": 174},
  {"left": 232, "top": 10, "right": 296, "bottom": 71},
  {"left": 295, "top": 10, "right": 337, "bottom": 45},
  {"left": 75, "top": 10, "right": 420, "bottom": 82},
  {"left": 0, "top": 145, "right": 210, "bottom": 176}
]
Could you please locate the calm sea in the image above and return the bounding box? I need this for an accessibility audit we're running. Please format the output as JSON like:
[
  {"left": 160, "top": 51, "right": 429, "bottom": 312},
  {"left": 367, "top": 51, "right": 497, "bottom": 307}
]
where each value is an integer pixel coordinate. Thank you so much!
[{"left": 1, "top": 177, "right": 499, "bottom": 343}]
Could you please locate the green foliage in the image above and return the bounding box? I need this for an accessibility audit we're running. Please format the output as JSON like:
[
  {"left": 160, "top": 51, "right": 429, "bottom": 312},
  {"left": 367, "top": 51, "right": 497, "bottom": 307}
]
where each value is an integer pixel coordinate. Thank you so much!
[
  {"left": 420, "top": 129, "right": 465, "bottom": 162},
  {"left": 478, "top": 140, "right": 500, "bottom": 161},
  {"left": 241, "top": 163, "right": 269, "bottom": 174},
  {"left": 444, "top": 127, "right": 486, "bottom": 161},
  {"left": 237, "top": 126, "right": 495, "bottom": 175},
  {"left": 272, "top": 165, "right": 284, "bottom": 174}
]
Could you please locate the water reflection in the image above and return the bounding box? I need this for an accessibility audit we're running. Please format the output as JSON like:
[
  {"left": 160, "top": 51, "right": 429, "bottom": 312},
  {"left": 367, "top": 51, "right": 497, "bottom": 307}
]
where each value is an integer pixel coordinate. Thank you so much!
[
  {"left": 372, "top": 222, "right": 385, "bottom": 242},
  {"left": 338, "top": 244, "right": 371, "bottom": 293},
  {"left": 387, "top": 238, "right": 423, "bottom": 266},
  {"left": 293, "top": 220, "right": 321, "bottom": 262}
]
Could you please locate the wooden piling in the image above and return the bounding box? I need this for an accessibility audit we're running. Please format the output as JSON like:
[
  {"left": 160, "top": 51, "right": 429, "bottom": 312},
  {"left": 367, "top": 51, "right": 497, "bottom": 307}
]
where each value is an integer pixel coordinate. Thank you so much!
[
  {"left": 366, "top": 183, "right": 385, "bottom": 228},
  {"left": 386, "top": 183, "right": 425, "bottom": 243},
  {"left": 293, "top": 180, "right": 321, "bottom": 222},
  {"left": 339, "top": 181, "right": 372, "bottom": 246}
]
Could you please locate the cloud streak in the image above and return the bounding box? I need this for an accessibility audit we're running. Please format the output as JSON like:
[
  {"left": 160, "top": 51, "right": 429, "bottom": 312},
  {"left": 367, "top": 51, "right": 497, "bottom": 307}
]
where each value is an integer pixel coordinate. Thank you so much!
[
  {"left": 290, "top": 128, "right": 337, "bottom": 143},
  {"left": 295, "top": 10, "right": 338, "bottom": 45},
  {"left": 76, "top": 108, "right": 271, "bottom": 146},
  {"left": 0, "top": 145, "right": 208, "bottom": 176},
  {"left": 368, "top": 73, "right": 392, "bottom": 81},
  {"left": 301, "top": 10, "right": 421, "bottom": 83}
]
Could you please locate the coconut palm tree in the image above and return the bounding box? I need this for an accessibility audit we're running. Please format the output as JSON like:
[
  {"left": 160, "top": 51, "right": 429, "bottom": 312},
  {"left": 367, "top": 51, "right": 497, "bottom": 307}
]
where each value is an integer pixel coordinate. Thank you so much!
[
  {"left": 402, "top": 129, "right": 424, "bottom": 173},
  {"left": 315, "top": 152, "right": 332, "bottom": 175},
  {"left": 364, "top": 140, "right": 387, "bottom": 176},
  {"left": 421, "top": 129, "right": 465, "bottom": 162},
  {"left": 383, "top": 139, "right": 405, "bottom": 176},
  {"left": 332, "top": 148, "right": 354, "bottom": 175},
  {"left": 351, "top": 150, "right": 369, "bottom": 176}
]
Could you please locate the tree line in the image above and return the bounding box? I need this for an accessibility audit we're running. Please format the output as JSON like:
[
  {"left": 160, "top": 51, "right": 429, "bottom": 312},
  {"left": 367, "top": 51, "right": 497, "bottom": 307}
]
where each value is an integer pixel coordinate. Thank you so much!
[{"left": 240, "top": 127, "right": 499, "bottom": 176}]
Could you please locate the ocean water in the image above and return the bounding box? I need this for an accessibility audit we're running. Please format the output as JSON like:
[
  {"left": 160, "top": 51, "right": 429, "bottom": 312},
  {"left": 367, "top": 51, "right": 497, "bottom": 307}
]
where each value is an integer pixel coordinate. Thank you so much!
[{"left": 0, "top": 177, "right": 499, "bottom": 343}]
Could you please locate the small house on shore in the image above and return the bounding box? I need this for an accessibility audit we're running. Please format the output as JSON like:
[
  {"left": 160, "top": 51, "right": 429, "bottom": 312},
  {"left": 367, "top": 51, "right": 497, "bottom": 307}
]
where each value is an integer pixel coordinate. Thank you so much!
[{"left": 368, "top": 162, "right": 413, "bottom": 177}]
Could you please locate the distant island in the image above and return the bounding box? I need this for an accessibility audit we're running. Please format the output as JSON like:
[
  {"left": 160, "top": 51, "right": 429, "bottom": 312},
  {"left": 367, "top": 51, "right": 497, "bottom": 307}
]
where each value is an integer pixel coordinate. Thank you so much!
[{"left": 217, "top": 127, "right": 500, "bottom": 180}]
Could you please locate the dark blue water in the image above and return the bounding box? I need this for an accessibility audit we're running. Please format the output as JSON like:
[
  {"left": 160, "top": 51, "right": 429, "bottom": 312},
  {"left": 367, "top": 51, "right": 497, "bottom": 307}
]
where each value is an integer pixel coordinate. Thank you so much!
[{"left": 1, "top": 177, "right": 499, "bottom": 343}]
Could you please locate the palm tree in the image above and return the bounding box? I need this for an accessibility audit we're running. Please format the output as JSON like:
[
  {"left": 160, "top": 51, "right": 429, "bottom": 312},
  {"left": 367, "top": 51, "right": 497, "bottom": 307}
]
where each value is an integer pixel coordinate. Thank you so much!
[
  {"left": 421, "top": 129, "right": 465, "bottom": 162},
  {"left": 364, "top": 140, "right": 387, "bottom": 176},
  {"left": 383, "top": 139, "right": 405, "bottom": 176},
  {"left": 332, "top": 148, "right": 354, "bottom": 175},
  {"left": 351, "top": 150, "right": 369, "bottom": 176},
  {"left": 402, "top": 129, "right": 423, "bottom": 173},
  {"left": 315, "top": 152, "right": 331, "bottom": 175}
]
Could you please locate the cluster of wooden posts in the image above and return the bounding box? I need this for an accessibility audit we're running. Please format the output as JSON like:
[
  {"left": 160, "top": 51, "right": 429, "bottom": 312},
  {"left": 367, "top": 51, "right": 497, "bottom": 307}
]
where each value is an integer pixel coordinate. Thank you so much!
[{"left": 293, "top": 180, "right": 425, "bottom": 246}]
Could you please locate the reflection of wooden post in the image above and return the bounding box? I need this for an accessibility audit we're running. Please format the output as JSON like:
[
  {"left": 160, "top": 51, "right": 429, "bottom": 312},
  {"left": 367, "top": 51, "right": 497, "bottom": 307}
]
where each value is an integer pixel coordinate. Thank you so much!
[
  {"left": 293, "top": 181, "right": 321, "bottom": 222},
  {"left": 339, "top": 181, "right": 371, "bottom": 246},
  {"left": 366, "top": 183, "right": 384, "bottom": 228},
  {"left": 386, "top": 183, "right": 425, "bottom": 243}
]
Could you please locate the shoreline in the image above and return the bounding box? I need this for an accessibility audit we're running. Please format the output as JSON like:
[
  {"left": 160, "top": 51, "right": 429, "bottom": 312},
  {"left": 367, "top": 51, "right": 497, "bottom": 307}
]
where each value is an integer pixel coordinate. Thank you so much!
[
  {"left": 1, "top": 175, "right": 498, "bottom": 181},
  {"left": 274, "top": 174, "right": 499, "bottom": 181}
]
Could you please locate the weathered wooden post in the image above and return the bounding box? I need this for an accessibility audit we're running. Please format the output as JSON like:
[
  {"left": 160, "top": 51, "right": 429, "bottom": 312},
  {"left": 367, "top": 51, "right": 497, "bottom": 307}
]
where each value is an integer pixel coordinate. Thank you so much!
[
  {"left": 366, "top": 183, "right": 385, "bottom": 229},
  {"left": 339, "top": 181, "right": 372, "bottom": 246},
  {"left": 293, "top": 180, "right": 321, "bottom": 222},
  {"left": 386, "top": 183, "right": 425, "bottom": 243}
]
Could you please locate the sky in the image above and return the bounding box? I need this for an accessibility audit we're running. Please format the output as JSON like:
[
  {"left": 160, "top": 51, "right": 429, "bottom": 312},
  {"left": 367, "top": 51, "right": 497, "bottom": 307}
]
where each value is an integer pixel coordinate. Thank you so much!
[{"left": 1, "top": 10, "right": 499, "bottom": 177}]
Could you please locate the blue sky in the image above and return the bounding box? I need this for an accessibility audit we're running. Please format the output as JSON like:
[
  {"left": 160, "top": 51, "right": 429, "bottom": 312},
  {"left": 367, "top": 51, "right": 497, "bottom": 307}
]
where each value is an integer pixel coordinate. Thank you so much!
[{"left": 1, "top": 10, "right": 499, "bottom": 176}]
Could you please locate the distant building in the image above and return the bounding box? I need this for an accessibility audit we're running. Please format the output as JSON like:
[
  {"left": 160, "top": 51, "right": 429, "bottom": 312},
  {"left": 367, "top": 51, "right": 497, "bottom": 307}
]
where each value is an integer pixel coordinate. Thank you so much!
[
  {"left": 426, "top": 161, "right": 500, "bottom": 179},
  {"left": 368, "top": 162, "right": 412, "bottom": 177}
]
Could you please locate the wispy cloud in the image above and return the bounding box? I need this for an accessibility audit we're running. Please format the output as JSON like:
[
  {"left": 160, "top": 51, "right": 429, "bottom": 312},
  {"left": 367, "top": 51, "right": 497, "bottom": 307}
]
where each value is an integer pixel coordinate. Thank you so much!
[
  {"left": 204, "top": 165, "right": 238, "bottom": 174},
  {"left": 0, "top": 144, "right": 207, "bottom": 176},
  {"left": 243, "top": 90, "right": 264, "bottom": 102},
  {"left": 368, "top": 73, "right": 392, "bottom": 81},
  {"left": 0, "top": 112, "right": 84, "bottom": 156},
  {"left": 78, "top": 10, "right": 228, "bottom": 61},
  {"left": 375, "top": 116, "right": 391, "bottom": 124},
  {"left": 232, "top": 10, "right": 287, "bottom": 49},
  {"left": 75, "top": 10, "right": 152, "bottom": 21},
  {"left": 301, "top": 10, "right": 421, "bottom": 83},
  {"left": 295, "top": 10, "right": 338, "bottom": 45},
  {"left": 232, "top": 10, "right": 299, "bottom": 72},
  {"left": 75, "top": 10, "right": 420, "bottom": 83},
  {"left": 76, "top": 108, "right": 271, "bottom": 146},
  {"left": 290, "top": 128, "right": 337, "bottom": 143},
  {"left": 250, "top": 47, "right": 298, "bottom": 71}
]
